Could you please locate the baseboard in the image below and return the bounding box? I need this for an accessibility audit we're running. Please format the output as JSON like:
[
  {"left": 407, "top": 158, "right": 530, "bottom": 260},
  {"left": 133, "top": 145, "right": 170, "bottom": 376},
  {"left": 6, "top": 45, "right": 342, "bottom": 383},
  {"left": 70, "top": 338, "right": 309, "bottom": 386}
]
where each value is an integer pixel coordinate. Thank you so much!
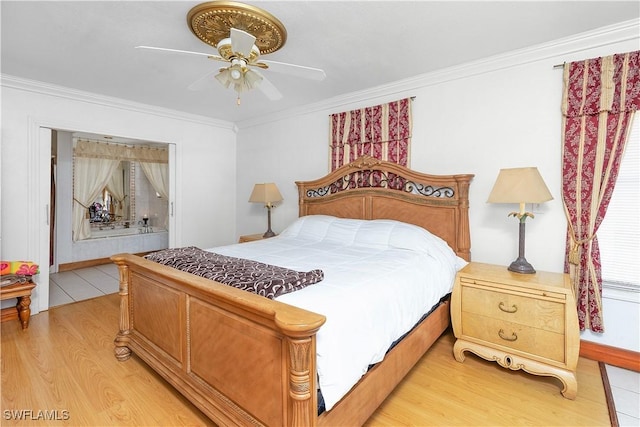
[
  {"left": 580, "top": 340, "right": 640, "bottom": 372},
  {"left": 58, "top": 258, "right": 113, "bottom": 272},
  {"left": 1, "top": 307, "right": 19, "bottom": 322}
]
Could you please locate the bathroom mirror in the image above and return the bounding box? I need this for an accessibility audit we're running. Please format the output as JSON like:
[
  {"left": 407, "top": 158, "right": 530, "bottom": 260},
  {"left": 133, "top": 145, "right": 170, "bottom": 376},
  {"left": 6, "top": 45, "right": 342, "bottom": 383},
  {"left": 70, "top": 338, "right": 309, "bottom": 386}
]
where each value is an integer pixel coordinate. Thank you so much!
[
  {"left": 88, "top": 161, "right": 135, "bottom": 223},
  {"left": 69, "top": 134, "right": 169, "bottom": 243}
]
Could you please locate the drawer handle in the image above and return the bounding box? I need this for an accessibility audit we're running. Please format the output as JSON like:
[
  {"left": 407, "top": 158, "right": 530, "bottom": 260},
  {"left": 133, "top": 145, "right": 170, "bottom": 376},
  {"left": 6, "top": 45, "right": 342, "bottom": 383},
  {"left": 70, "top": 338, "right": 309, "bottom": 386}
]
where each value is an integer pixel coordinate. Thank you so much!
[
  {"left": 498, "top": 329, "right": 518, "bottom": 342},
  {"left": 498, "top": 302, "right": 518, "bottom": 313}
]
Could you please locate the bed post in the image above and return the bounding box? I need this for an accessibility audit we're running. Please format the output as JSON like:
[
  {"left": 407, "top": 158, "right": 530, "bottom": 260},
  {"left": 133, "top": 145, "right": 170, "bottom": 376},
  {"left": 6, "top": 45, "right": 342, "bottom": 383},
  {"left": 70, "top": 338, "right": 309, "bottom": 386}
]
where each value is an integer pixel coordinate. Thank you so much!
[
  {"left": 286, "top": 335, "right": 316, "bottom": 427},
  {"left": 112, "top": 256, "right": 132, "bottom": 361},
  {"left": 277, "top": 310, "right": 323, "bottom": 427},
  {"left": 455, "top": 175, "right": 473, "bottom": 261}
]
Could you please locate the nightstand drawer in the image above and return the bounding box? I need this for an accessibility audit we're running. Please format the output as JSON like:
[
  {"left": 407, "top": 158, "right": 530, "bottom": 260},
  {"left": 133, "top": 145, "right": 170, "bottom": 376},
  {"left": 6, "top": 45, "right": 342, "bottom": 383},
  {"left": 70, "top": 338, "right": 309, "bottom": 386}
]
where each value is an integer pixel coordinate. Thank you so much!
[
  {"left": 461, "top": 285, "right": 565, "bottom": 333},
  {"left": 461, "top": 313, "right": 565, "bottom": 363}
]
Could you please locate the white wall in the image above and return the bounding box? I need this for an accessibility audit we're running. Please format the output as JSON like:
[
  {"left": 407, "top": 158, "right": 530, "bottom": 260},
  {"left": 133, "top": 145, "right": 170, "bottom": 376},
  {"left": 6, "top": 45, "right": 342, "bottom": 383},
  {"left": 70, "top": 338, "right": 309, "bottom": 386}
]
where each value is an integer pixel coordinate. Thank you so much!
[
  {"left": 235, "top": 22, "right": 640, "bottom": 351},
  {"left": 1, "top": 80, "right": 238, "bottom": 314},
  {"left": 236, "top": 115, "right": 329, "bottom": 236}
]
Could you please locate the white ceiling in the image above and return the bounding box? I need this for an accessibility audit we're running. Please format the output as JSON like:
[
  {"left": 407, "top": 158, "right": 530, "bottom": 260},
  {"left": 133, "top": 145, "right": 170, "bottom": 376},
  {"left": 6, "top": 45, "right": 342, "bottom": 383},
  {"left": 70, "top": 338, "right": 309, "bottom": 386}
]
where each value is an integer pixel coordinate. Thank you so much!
[{"left": 2, "top": 1, "right": 638, "bottom": 125}]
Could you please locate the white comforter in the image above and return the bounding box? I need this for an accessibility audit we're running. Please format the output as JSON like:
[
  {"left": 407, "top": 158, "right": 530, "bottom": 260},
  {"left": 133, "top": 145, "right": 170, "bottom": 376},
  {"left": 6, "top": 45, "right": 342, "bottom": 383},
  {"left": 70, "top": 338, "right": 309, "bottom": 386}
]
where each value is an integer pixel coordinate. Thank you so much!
[{"left": 210, "top": 215, "right": 466, "bottom": 411}]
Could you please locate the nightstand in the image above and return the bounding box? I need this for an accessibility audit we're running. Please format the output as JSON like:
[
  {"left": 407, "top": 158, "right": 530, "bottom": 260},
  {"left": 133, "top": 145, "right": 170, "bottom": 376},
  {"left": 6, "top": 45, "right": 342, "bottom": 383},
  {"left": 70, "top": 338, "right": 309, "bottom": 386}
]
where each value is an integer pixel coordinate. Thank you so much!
[
  {"left": 451, "top": 262, "right": 579, "bottom": 399},
  {"left": 238, "top": 233, "right": 274, "bottom": 243}
]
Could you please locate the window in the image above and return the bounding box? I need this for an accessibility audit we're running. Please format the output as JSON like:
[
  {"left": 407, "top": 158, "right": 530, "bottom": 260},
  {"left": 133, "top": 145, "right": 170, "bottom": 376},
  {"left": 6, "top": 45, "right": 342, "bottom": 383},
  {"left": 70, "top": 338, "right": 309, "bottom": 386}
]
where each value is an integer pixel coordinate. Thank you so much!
[{"left": 598, "top": 114, "right": 639, "bottom": 293}]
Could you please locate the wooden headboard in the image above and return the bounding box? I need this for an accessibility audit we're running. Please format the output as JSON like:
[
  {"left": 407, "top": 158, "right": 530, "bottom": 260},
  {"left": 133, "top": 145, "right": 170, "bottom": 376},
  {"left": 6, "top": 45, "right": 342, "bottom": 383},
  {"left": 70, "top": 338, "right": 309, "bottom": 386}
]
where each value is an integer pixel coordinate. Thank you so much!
[{"left": 296, "top": 155, "right": 474, "bottom": 261}]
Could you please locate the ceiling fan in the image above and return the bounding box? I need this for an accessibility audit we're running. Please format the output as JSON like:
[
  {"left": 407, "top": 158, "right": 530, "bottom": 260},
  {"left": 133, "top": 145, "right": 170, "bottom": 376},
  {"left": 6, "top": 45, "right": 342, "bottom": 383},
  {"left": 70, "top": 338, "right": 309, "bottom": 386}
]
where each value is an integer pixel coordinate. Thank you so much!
[{"left": 136, "top": 1, "right": 326, "bottom": 104}]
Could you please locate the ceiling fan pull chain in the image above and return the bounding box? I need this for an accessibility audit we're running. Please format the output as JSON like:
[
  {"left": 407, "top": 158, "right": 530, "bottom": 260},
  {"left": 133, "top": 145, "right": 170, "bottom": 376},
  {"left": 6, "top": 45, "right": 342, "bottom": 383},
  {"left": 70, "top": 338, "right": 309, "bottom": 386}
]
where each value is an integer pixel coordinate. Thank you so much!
[{"left": 237, "top": 94, "right": 241, "bottom": 106}]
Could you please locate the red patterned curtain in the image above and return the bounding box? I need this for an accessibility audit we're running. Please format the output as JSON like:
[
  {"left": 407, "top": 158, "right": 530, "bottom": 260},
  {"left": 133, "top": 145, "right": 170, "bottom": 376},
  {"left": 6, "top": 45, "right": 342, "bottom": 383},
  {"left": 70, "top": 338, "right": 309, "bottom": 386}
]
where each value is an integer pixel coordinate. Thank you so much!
[
  {"left": 329, "top": 98, "right": 412, "bottom": 171},
  {"left": 561, "top": 51, "right": 639, "bottom": 332}
]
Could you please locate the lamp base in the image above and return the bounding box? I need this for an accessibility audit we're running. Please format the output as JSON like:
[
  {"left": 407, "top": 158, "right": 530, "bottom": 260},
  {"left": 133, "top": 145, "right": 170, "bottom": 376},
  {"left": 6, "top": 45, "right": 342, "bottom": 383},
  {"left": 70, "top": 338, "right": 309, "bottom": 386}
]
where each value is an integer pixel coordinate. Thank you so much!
[
  {"left": 508, "top": 257, "right": 536, "bottom": 274},
  {"left": 262, "top": 230, "right": 276, "bottom": 238},
  {"left": 263, "top": 206, "right": 275, "bottom": 238}
]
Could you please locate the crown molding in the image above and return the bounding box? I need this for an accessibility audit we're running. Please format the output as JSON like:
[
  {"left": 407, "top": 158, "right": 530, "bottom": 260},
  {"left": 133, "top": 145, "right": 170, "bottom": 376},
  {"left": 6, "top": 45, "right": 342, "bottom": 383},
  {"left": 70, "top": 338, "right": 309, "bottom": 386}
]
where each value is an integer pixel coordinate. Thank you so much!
[
  {"left": 1, "top": 74, "right": 236, "bottom": 131},
  {"left": 236, "top": 18, "right": 639, "bottom": 130}
]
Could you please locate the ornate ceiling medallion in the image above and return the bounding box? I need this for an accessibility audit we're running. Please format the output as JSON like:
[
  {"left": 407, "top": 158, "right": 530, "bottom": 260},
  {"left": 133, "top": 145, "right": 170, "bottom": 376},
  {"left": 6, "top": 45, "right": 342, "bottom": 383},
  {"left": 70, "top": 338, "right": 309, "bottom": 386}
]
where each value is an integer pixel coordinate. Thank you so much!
[{"left": 187, "top": 1, "right": 287, "bottom": 55}]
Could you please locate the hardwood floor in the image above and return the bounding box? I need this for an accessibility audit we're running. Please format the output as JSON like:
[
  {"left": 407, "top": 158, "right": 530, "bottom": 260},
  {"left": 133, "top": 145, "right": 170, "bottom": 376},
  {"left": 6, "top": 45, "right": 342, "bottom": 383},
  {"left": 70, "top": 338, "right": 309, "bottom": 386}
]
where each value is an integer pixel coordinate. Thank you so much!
[
  {"left": 364, "top": 334, "right": 610, "bottom": 426},
  {"left": 1, "top": 294, "right": 611, "bottom": 426}
]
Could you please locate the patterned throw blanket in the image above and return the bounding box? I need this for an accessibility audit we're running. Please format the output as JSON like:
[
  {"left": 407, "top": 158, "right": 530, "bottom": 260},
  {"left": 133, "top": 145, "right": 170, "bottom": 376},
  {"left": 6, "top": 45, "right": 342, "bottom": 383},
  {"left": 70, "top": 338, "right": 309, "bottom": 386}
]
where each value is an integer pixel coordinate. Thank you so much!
[{"left": 144, "top": 246, "right": 324, "bottom": 299}]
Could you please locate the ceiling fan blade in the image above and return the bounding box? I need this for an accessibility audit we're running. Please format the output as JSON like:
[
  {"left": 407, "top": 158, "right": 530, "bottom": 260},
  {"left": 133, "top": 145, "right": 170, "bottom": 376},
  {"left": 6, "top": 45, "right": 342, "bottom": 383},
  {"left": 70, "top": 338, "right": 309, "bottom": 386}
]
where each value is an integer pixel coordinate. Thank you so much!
[
  {"left": 230, "top": 28, "right": 256, "bottom": 58},
  {"left": 135, "top": 45, "right": 225, "bottom": 62},
  {"left": 187, "top": 70, "right": 219, "bottom": 91},
  {"left": 259, "top": 60, "right": 326, "bottom": 81},
  {"left": 252, "top": 70, "right": 283, "bottom": 100}
]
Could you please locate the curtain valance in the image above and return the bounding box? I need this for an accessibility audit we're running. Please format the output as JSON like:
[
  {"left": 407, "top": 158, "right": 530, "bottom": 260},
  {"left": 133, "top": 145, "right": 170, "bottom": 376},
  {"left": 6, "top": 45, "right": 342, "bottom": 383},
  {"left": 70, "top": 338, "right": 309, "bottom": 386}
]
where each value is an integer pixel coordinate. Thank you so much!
[
  {"left": 562, "top": 51, "right": 640, "bottom": 117},
  {"left": 329, "top": 98, "right": 412, "bottom": 171},
  {"left": 74, "top": 139, "right": 168, "bottom": 163}
]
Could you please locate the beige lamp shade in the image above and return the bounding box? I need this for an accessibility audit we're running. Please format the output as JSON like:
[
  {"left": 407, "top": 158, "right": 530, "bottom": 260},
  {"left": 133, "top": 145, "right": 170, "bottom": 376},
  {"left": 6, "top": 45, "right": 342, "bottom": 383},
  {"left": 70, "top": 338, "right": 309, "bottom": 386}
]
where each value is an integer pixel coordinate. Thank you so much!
[
  {"left": 487, "top": 167, "right": 552, "bottom": 274},
  {"left": 249, "top": 183, "right": 283, "bottom": 238},
  {"left": 487, "top": 167, "right": 553, "bottom": 205},
  {"left": 249, "top": 183, "right": 283, "bottom": 206}
]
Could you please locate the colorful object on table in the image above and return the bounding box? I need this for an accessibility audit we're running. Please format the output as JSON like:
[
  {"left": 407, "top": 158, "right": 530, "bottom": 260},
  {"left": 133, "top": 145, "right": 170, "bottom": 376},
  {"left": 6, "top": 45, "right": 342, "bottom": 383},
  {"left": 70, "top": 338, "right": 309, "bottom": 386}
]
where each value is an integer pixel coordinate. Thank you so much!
[{"left": 0, "top": 261, "right": 40, "bottom": 276}]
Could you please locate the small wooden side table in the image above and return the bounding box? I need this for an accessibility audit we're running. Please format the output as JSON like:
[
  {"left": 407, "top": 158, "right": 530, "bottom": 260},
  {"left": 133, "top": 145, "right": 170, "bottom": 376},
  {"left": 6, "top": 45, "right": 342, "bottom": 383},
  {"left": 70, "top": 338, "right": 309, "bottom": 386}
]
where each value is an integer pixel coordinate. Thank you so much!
[
  {"left": 1, "top": 279, "right": 36, "bottom": 329},
  {"left": 238, "top": 233, "right": 275, "bottom": 243}
]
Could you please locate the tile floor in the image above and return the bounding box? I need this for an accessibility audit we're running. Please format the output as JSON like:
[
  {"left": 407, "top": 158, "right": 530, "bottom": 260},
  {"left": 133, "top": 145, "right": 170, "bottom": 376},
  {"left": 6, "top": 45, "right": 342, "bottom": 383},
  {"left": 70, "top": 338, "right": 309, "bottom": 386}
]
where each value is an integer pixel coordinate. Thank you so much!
[
  {"left": 49, "top": 266, "right": 640, "bottom": 425},
  {"left": 49, "top": 264, "right": 120, "bottom": 307},
  {"left": 606, "top": 365, "right": 640, "bottom": 426}
]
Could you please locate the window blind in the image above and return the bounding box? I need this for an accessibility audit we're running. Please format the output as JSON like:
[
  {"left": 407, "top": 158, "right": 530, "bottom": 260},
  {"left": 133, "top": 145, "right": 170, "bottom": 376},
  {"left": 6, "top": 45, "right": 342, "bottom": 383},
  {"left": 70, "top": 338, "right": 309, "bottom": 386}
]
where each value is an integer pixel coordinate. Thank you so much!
[{"left": 598, "top": 115, "right": 639, "bottom": 291}]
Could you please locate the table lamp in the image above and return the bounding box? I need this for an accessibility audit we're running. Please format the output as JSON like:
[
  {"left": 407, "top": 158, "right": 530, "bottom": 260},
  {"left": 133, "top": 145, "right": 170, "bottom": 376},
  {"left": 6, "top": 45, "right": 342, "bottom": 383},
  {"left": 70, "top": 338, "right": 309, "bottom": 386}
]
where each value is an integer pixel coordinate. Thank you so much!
[
  {"left": 249, "top": 183, "right": 283, "bottom": 238},
  {"left": 487, "top": 167, "right": 553, "bottom": 274}
]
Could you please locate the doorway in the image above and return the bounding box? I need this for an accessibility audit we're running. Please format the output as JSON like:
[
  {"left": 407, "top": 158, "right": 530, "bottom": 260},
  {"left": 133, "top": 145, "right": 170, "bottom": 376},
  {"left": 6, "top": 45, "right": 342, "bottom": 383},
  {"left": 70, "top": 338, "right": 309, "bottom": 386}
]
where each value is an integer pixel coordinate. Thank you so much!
[
  {"left": 51, "top": 131, "right": 172, "bottom": 274},
  {"left": 31, "top": 124, "right": 177, "bottom": 313}
]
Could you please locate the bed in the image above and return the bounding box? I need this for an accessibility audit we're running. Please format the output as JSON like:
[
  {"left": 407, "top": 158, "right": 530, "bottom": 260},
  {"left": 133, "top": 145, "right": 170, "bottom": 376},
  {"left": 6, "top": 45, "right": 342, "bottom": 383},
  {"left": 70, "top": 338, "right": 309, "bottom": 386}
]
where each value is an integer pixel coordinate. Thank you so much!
[{"left": 112, "top": 155, "right": 473, "bottom": 426}]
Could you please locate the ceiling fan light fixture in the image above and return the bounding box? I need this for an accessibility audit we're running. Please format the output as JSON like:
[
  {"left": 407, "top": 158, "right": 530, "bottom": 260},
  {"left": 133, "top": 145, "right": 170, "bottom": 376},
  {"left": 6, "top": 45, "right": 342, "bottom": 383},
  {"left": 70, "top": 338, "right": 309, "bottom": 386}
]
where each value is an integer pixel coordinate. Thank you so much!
[
  {"left": 235, "top": 70, "right": 261, "bottom": 93},
  {"left": 215, "top": 64, "right": 262, "bottom": 96},
  {"left": 229, "top": 64, "right": 243, "bottom": 81},
  {"left": 215, "top": 68, "right": 233, "bottom": 88},
  {"left": 230, "top": 68, "right": 242, "bottom": 80},
  {"left": 244, "top": 69, "right": 263, "bottom": 88}
]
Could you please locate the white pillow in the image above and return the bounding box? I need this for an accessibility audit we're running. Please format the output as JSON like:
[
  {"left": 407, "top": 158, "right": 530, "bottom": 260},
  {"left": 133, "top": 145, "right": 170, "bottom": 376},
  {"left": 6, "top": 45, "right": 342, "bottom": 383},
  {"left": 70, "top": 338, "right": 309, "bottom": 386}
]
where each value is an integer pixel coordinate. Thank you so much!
[
  {"left": 279, "top": 215, "right": 336, "bottom": 241},
  {"left": 282, "top": 215, "right": 459, "bottom": 263}
]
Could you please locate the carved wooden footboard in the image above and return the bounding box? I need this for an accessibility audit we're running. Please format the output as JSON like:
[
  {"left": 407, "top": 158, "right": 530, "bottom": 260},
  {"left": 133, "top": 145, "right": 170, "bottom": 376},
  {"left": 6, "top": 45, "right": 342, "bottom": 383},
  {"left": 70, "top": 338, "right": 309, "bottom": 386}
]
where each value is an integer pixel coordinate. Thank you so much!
[{"left": 112, "top": 253, "right": 325, "bottom": 426}]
